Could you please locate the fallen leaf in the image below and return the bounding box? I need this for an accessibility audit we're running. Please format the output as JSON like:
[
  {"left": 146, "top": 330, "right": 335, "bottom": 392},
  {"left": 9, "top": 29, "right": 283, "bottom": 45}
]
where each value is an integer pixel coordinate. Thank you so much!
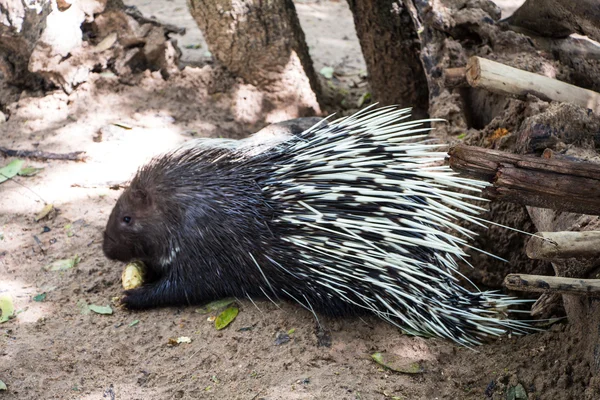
[
  {"left": 319, "top": 66, "right": 335, "bottom": 79},
  {"left": 371, "top": 352, "right": 424, "bottom": 374},
  {"left": 88, "top": 304, "right": 113, "bottom": 315},
  {"left": 0, "top": 159, "right": 24, "bottom": 184},
  {"left": 35, "top": 204, "right": 54, "bottom": 222},
  {"left": 0, "top": 294, "right": 15, "bottom": 323},
  {"left": 64, "top": 223, "right": 74, "bottom": 237},
  {"left": 357, "top": 92, "right": 371, "bottom": 108},
  {"left": 195, "top": 298, "right": 236, "bottom": 314},
  {"left": 18, "top": 166, "right": 43, "bottom": 177},
  {"left": 33, "top": 293, "right": 47, "bottom": 302},
  {"left": 43, "top": 255, "right": 81, "bottom": 271},
  {"left": 215, "top": 306, "right": 238, "bottom": 330},
  {"left": 94, "top": 32, "right": 118, "bottom": 53},
  {"left": 77, "top": 300, "right": 90, "bottom": 315}
]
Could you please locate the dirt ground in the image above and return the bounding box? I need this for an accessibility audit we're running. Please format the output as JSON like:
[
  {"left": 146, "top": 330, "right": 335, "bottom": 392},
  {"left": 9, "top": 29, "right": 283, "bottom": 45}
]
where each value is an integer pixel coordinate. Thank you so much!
[{"left": 0, "top": 0, "right": 595, "bottom": 399}]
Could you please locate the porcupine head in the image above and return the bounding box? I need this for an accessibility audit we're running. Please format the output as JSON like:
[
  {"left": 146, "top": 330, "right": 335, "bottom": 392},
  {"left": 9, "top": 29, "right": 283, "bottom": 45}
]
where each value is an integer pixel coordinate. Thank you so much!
[{"left": 102, "top": 147, "right": 282, "bottom": 310}]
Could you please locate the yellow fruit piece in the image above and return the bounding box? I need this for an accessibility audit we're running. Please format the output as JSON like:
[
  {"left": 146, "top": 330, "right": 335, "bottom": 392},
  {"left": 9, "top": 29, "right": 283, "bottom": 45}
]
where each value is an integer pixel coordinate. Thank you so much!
[{"left": 121, "top": 261, "right": 145, "bottom": 290}]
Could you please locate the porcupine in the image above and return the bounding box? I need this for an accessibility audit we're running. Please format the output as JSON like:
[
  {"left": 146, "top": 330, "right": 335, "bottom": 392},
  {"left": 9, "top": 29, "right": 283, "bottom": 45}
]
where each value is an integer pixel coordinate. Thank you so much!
[{"left": 102, "top": 106, "right": 532, "bottom": 346}]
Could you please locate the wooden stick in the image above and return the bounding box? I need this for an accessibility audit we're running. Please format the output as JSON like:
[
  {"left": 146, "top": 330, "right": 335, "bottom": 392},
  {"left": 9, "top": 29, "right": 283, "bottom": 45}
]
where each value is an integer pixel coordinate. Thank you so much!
[
  {"left": 530, "top": 293, "right": 563, "bottom": 318},
  {"left": 444, "top": 67, "right": 468, "bottom": 88},
  {"left": 526, "top": 231, "right": 600, "bottom": 260},
  {"left": 504, "top": 274, "right": 600, "bottom": 296},
  {"left": 466, "top": 56, "right": 600, "bottom": 114},
  {"left": 0, "top": 147, "right": 87, "bottom": 162},
  {"left": 448, "top": 144, "right": 600, "bottom": 215}
]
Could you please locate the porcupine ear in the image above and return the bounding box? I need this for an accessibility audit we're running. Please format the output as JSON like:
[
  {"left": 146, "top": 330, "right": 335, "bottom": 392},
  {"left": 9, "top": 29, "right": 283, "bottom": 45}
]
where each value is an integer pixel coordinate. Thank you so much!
[{"left": 130, "top": 188, "right": 153, "bottom": 209}]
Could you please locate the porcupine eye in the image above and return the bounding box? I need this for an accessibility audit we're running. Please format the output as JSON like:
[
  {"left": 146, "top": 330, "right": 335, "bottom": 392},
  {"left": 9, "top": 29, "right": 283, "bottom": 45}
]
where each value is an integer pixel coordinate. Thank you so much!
[{"left": 122, "top": 216, "right": 132, "bottom": 224}]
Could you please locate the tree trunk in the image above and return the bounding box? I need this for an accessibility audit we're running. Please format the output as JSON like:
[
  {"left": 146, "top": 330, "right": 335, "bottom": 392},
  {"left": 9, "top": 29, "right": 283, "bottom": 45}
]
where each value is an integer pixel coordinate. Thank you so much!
[
  {"left": 187, "top": 0, "right": 322, "bottom": 122},
  {"left": 346, "top": 0, "right": 429, "bottom": 119},
  {"left": 0, "top": 0, "right": 181, "bottom": 94},
  {"left": 0, "top": 0, "right": 52, "bottom": 87}
]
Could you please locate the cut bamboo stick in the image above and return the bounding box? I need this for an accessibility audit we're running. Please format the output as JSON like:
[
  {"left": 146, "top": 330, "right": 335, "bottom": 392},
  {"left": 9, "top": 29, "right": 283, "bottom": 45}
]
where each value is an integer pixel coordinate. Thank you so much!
[
  {"left": 504, "top": 274, "right": 600, "bottom": 296},
  {"left": 466, "top": 56, "right": 600, "bottom": 114},
  {"left": 526, "top": 231, "right": 600, "bottom": 260}
]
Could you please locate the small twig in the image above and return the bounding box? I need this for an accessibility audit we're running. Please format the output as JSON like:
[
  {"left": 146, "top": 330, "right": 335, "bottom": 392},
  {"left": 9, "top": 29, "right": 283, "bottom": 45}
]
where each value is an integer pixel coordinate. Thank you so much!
[
  {"left": 444, "top": 67, "right": 468, "bottom": 88},
  {"left": 0, "top": 146, "right": 86, "bottom": 162},
  {"left": 124, "top": 6, "right": 186, "bottom": 35},
  {"left": 250, "top": 389, "right": 265, "bottom": 400},
  {"left": 526, "top": 231, "right": 600, "bottom": 260},
  {"left": 71, "top": 181, "right": 127, "bottom": 190},
  {"left": 504, "top": 274, "right": 600, "bottom": 296},
  {"left": 32, "top": 235, "right": 45, "bottom": 255}
]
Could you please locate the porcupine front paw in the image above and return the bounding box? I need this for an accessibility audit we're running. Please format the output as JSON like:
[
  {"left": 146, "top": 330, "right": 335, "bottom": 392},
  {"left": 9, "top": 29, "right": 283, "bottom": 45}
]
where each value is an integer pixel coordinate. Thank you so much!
[
  {"left": 121, "top": 277, "right": 195, "bottom": 309},
  {"left": 121, "top": 287, "right": 158, "bottom": 309}
]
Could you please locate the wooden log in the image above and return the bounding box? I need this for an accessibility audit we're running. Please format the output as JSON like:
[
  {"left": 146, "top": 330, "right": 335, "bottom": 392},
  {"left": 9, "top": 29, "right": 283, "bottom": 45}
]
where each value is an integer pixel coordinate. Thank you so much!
[
  {"left": 504, "top": 274, "right": 600, "bottom": 296},
  {"left": 465, "top": 56, "right": 600, "bottom": 114},
  {"left": 530, "top": 293, "right": 564, "bottom": 318},
  {"left": 448, "top": 144, "right": 600, "bottom": 215},
  {"left": 444, "top": 67, "right": 468, "bottom": 88},
  {"left": 526, "top": 231, "right": 600, "bottom": 260}
]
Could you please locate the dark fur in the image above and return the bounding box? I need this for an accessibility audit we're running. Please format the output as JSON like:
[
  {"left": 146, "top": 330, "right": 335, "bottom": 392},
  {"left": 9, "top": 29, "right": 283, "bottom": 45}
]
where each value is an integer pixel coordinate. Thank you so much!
[{"left": 103, "top": 146, "right": 358, "bottom": 315}]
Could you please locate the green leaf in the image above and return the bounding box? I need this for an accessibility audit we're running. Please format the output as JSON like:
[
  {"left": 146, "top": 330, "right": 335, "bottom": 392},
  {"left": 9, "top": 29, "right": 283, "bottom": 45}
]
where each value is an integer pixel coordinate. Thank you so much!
[
  {"left": 319, "top": 67, "right": 335, "bottom": 79},
  {"left": 457, "top": 133, "right": 466, "bottom": 139},
  {"left": 0, "top": 380, "right": 6, "bottom": 390},
  {"left": 77, "top": 300, "right": 90, "bottom": 315},
  {"left": 195, "top": 298, "right": 236, "bottom": 314},
  {"left": 88, "top": 304, "right": 113, "bottom": 315},
  {"left": 371, "top": 352, "right": 424, "bottom": 374},
  {"left": 357, "top": 92, "right": 372, "bottom": 108},
  {"left": 111, "top": 122, "right": 133, "bottom": 130},
  {"left": 129, "top": 319, "right": 140, "bottom": 327},
  {"left": 287, "top": 328, "right": 296, "bottom": 335},
  {"left": 33, "top": 293, "right": 47, "bottom": 302},
  {"left": 215, "top": 306, "right": 239, "bottom": 330},
  {"left": 44, "top": 255, "right": 81, "bottom": 271},
  {"left": 64, "top": 223, "right": 74, "bottom": 237},
  {"left": 0, "top": 294, "right": 15, "bottom": 323},
  {"left": 0, "top": 159, "right": 24, "bottom": 183},
  {"left": 18, "top": 166, "right": 43, "bottom": 177}
]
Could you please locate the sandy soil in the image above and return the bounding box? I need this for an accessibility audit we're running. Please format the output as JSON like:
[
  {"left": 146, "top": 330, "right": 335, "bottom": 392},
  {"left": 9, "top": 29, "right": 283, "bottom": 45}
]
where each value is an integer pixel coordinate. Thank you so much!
[{"left": 1, "top": 1, "right": 593, "bottom": 399}]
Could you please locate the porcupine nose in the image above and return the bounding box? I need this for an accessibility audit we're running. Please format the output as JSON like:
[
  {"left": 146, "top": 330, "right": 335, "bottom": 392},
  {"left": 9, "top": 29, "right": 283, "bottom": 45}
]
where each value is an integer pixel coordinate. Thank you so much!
[{"left": 102, "top": 231, "right": 118, "bottom": 260}]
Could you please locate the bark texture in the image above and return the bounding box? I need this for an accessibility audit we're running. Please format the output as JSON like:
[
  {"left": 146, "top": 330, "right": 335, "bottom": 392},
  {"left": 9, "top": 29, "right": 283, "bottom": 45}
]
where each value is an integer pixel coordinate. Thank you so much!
[
  {"left": 187, "top": 0, "right": 322, "bottom": 122},
  {"left": 346, "top": 0, "right": 429, "bottom": 119},
  {"left": 0, "top": 0, "right": 181, "bottom": 94},
  {"left": 0, "top": 0, "right": 52, "bottom": 86}
]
